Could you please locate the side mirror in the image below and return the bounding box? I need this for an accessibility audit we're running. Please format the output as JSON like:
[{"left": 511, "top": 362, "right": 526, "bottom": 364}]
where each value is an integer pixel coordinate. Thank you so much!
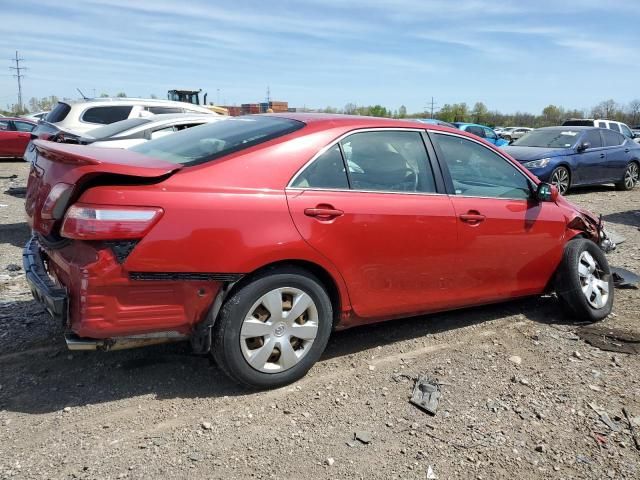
[
  {"left": 536, "top": 182, "right": 559, "bottom": 202},
  {"left": 577, "top": 141, "right": 590, "bottom": 152}
]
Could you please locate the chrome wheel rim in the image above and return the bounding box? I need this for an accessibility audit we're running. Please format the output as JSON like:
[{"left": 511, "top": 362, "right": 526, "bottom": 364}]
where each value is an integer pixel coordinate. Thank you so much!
[
  {"left": 551, "top": 168, "right": 569, "bottom": 194},
  {"left": 240, "top": 287, "right": 319, "bottom": 373},
  {"left": 578, "top": 251, "right": 609, "bottom": 309},
  {"left": 624, "top": 163, "right": 639, "bottom": 189}
]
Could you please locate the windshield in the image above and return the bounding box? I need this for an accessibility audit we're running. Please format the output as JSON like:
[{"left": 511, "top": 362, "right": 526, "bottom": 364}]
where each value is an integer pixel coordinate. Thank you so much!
[
  {"left": 85, "top": 117, "right": 151, "bottom": 139},
  {"left": 512, "top": 129, "right": 580, "bottom": 148},
  {"left": 130, "top": 116, "right": 305, "bottom": 166}
]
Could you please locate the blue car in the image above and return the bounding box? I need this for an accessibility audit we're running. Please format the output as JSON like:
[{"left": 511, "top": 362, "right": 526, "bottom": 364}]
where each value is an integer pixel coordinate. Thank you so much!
[
  {"left": 453, "top": 122, "right": 509, "bottom": 147},
  {"left": 503, "top": 126, "right": 640, "bottom": 194}
]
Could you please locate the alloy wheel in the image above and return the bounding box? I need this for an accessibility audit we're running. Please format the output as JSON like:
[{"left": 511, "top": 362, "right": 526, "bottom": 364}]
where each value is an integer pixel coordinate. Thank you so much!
[
  {"left": 551, "top": 168, "right": 569, "bottom": 194},
  {"left": 624, "top": 163, "right": 639, "bottom": 189},
  {"left": 240, "top": 287, "right": 319, "bottom": 373},
  {"left": 578, "top": 251, "right": 609, "bottom": 309}
]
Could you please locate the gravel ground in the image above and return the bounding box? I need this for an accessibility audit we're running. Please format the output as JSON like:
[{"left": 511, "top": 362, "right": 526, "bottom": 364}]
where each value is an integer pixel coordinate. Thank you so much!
[{"left": 1, "top": 159, "right": 639, "bottom": 479}]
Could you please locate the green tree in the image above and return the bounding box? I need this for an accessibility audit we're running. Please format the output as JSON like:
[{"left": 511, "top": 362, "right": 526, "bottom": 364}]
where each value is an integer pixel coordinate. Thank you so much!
[
  {"left": 472, "top": 102, "right": 488, "bottom": 124},
  {"left": 116, "top": 92, "right": 127, "bottom": 98},
  {"left": 398, "top": 105, "right": 407, "bottom": 118},
  {"left": 367, "top": 105, "right": 388, "bottom": 117},
  {"left": 541, "top": 104, "right": 563, "bottom": 126},
  {"left": 100, "top": 92, "right": 109, "bottom": 98}
]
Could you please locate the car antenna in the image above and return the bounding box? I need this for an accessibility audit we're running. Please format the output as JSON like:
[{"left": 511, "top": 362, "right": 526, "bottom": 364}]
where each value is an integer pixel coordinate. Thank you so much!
[{"left": 76, "top": 88, "right": 89, "bottom": 100}]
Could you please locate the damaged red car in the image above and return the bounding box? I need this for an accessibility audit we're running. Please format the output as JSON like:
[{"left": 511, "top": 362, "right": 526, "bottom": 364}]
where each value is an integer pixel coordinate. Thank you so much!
[{"left": 24, "top": 114, "right": 614, "bottom": 388}]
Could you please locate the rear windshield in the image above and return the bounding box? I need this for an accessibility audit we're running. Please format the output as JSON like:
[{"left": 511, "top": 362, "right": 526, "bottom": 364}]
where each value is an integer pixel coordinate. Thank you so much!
[
  {"left": 562, "top": 119, "right": 593, "bottom": 126},
  {"left": 512, "top": 129, "right": 581, "bottom": 148},
  {"left": 85, "top": 117, "right": 151, "bottom": 139},
  {"left": 130, "top": 116, "right": 305, "bottom": 166},
  {"left": 46, "top": 103, "right": 71, "bottom": 123}
]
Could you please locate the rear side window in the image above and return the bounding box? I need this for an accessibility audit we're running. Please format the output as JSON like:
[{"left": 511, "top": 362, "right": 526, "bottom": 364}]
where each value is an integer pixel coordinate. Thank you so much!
[
  {"left": 583, "top": 130, "right": 603, "bottom": 148},
  {"left": 609, "top": 123, "right": 621, "bottom": 133},
  {"left": 598, "top": 121, "right": 607, "bottom": 128},
  {"left": 466, "top": 126, "right": 485, "bottom": 138},
  {"left": 0, "top": 120, "right": 11, "bottom": 131},
  {"left": 602, "top": 129, "right": 625, "bottom": 147},
  {"left": 131, "top": 116, "right": 304, "bottom": 166},
  {"left": 46, "top": 103, "right": 71, "bottom": 123},
  {"left": 81, "top": 106, "right": 133, "bottom": 125},
  {"left": 13, "top": 121, "right": 36, "bottom": 132},
  {"left": 145, "top": 106, "right": 184, "bottom": 114},
  {"left": 291, "top": 145, "right": 348, "bottom": 189}
]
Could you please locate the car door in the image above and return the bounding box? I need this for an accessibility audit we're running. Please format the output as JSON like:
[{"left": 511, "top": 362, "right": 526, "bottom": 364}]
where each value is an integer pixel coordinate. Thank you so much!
[
  {"left": 574, "top": 129, "right": 607, "bottom": 184},
  {"left": 11, "top": 120, "right": 36, "bottom": 157},
  {"left": 601, "top": 129, "right": 630, "bottom": 181},
  {"left": 287, "top": 129, "right": 459, "bottom": 320},
  {"left": 0, "top": 119, "right": 15, "bottom": 156},
  {"left": 429, "top": 131, "right": 567, "bottom": 305}
]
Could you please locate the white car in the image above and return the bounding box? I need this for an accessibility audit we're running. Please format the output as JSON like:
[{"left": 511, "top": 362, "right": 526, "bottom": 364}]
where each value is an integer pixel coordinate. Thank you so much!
[
  {"left": 563, "top": 118, "right": 637, "bottom": 142},
  {"left": 22, "top": 111, "right": 49, "bottom": 121},
  {"left": 500, "top": 127, "right": 533, "bottom": 142},
  {"left": 44, "top": 98, "right": 217, "bottom": 134},
  {"left": 78, "top": 114, "right": 224, "bottom": 149}
]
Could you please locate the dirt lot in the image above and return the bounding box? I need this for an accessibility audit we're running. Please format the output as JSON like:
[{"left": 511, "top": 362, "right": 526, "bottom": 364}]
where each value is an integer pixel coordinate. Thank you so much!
[{"left": 1, "top": 159, "right": 639, "bottom": 480}]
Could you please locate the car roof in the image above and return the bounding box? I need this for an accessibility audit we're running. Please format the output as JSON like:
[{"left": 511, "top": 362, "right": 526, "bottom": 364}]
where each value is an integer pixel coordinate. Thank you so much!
[
  {"left": 264, "top": 113, "right": 462, "bottom": 135},
  {"left": 537, "top": 126, "right": 595, "bottom": 130}
]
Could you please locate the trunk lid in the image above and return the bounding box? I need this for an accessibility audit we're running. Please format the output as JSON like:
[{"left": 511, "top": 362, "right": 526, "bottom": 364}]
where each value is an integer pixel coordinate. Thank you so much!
[{"left": 25, "top": 140, "right": 181, "bottom": 236}]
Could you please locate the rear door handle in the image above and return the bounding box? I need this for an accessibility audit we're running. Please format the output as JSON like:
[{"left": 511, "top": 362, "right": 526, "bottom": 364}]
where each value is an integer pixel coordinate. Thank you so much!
[
  {"left": 599, "top": 153, "right": 605, "bottom": 158},
  {"left": 459, "top": 211, "right": 486, "bottom": 225},
  {"left": 304, "top": 206, "right": 344, "bottom": 220}
]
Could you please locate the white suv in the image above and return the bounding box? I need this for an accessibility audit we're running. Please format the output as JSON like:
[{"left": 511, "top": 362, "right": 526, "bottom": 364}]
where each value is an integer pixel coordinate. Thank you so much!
[
  {"left": 44, "top": 98, "right": 217, "bottom": 133},
  {"left": 563, "top": 118, "right": 638, "bottom": 142}
]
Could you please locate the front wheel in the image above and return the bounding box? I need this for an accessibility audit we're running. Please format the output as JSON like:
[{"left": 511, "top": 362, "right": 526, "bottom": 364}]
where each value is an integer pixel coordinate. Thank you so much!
[
  {"left": 212, "top": 267, "right": 333, "bottom": 389},
  {"left": 550, "top": 166, "right": 571, "bottom": 195},
  {"left": 555, "top": 238, "right": 613, "bottom": 322},
  {"left": 615, "top": 162, "right": 639, "bottom": 191}
]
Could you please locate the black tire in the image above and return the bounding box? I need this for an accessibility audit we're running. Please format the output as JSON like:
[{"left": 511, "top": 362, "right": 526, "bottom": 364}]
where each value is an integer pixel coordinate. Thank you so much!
[
  {"left": 555, "top": 238, "right": 613, "bottom": 322},
  {"left": 549, "top": 166, "right": 571, "bottom": 195},
  {"left": 212, "top": 267, "right": 333, "bottom": 389},
  {"left": 615, "top": 161, "right": 639, "bottom": 191}
]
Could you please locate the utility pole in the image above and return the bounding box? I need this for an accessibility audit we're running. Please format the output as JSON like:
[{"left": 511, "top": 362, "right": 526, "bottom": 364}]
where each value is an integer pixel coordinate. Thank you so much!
[
  {"left": 266, "top": 86, "right": 271, "bottom": 103},
  {"left": 9, "top": 51, "right": 26, "bottom": 112},
  {"left": 425, "top": 96, "right": 437, "bottom": 118}
]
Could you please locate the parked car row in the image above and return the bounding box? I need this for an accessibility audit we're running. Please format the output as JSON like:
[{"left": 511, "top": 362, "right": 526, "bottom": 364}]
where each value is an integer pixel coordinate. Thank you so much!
[{"left": 22, "top": 111, "right": 630, "bottom": 388}]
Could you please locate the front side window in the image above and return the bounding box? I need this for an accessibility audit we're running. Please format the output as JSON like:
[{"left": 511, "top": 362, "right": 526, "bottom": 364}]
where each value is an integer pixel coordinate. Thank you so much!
[
  {"left": 602, "top": 129, "right": 625, "bottom": 147},
  {"left": 81, "top": 106, "right": 133, "bottom": 124},
  {"left": 145, "top": 106, "right": 184, "bottom": 114},
  {"left": 291, "top": 145, "right": 348, "bottom": 189},
  {"left": 0, "top": 120, "right": 11, "bottom": 131},
  {"left": 582, "top": 130, "right": 603, "bottom": 148},
  {"left": 433, "top": 133, "right": 531, "bottom": 199},
  {"left": 483, "top": 128, "right": 497, "bottom": 140},
  {"left": 340, "top": 131, "right": 436, "bottom": 193},
  {"left": 620, "top": 124, "right": 633, "bottom": 138}
]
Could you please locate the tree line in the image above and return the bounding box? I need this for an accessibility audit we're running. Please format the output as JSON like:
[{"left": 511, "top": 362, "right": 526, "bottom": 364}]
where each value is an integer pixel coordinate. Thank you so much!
[{"left": 4, "top": 95, "right": 640, "bottom": 128}]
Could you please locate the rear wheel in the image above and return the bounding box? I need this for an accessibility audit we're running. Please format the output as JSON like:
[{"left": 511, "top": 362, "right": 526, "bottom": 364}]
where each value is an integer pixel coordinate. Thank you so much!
[
  {"left": 555, "top": 238, "right": 613, "bottom": 322},
  {"left": 615, "top": 161, "right": 639, "bottom": 191},
  {"left": 212, "top": 267, "right": 332, "bottom": 389},
  {"left": 550, "top": 166, "right": 571, "bottom": 194}
]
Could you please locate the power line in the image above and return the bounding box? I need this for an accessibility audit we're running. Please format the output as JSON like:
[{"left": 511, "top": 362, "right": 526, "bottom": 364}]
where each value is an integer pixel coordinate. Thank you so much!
[{"left": 9, "top": 50, "right": 27, "bottom": 111}]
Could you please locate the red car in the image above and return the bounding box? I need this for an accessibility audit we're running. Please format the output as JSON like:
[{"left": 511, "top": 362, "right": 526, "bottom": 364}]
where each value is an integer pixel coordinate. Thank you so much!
[
  {"left": 24, "top": 114, "right": 614, "bottom": 388},
  {"left": 0, "top": 117, "right": 36, "bottom": 158}
]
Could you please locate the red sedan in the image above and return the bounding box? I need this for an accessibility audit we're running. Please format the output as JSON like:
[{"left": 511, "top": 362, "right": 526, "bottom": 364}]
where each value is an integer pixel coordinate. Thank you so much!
[
  {"left": 0, "top": 117, "right": 36, "bottom": 158},
  {"left": 24, "top": 114, "right": 614, "bottom": 388}
]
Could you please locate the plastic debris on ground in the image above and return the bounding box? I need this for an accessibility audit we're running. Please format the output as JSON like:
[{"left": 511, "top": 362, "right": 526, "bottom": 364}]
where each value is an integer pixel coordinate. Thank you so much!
[{"left": 410, "top": 375, "right": 441, "bottom": 415}]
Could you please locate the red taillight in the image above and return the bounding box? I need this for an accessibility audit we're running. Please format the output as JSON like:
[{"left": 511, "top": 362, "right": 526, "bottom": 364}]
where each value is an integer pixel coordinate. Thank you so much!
[
  {"left": 61, "top": 203, "right": 163, "bottom": 240},
  {"left": 41, "top": 183, "right": 74, "bottom": 220}
]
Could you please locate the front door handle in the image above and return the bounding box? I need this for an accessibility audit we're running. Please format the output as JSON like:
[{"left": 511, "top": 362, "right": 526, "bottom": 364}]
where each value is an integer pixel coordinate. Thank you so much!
[
  {"left": 459, "top": 211, "right": 486, "bottom": 225},
  {"left": 624, "top": 148, "right": 630, "bottom": 153},
  {"left": 304, "top": 205, "right": 344, "bottom": 220},
  {"left": 600, "top": 153, "right": 605, "bottom": 158}
]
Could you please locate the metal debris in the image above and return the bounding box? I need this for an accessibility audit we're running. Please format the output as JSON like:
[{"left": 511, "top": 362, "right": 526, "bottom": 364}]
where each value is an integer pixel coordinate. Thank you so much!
[
  {"left": 577, "top": 326, "right": 640, "bottom": 355},
  {"left": 611, "top": 267, "right": 640, "bottom": 289},
  {"left": 622, "top": 408, "right": 640, "bottom": 451},
  {"left": 410, "top": 375, "right": 441, "bottom": 415},
  {"left": 354, "top": 431, "right": 372, "bottom": 444}
]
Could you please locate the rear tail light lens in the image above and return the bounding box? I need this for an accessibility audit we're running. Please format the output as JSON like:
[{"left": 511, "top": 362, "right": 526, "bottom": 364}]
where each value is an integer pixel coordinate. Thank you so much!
[
  {"left": 41, "top": 183, "right": 74, "bottom": 220},
  {"left": 61, "top": 203, "right": 163, "bottom": 240}
]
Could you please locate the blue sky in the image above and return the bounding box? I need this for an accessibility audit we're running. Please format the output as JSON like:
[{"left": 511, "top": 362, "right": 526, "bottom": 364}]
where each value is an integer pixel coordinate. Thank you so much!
[{"left": 1, "top": 0, "right": 639, "bottom": 113}]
